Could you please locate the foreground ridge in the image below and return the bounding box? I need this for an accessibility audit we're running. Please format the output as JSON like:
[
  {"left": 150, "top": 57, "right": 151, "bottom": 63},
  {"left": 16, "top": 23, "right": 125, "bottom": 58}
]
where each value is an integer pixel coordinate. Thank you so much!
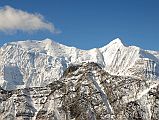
[{"left": 0, "top": 62, "right": 159, "bottom": 120}]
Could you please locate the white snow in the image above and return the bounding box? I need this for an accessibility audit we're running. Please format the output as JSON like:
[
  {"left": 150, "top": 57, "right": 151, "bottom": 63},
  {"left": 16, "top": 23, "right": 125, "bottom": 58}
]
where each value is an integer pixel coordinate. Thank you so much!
[
  {"left": 0, "top": 38, "right": 159, "bottom": 90},
  {"left": 88, "top": 71, "right": 114, "bottom": 114}
]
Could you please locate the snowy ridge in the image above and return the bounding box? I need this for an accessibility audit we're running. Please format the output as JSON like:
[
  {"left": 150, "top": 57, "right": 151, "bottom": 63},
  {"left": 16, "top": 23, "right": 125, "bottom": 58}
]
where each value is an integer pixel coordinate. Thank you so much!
[
  {"left": 1, "top": 62, "right": 159, "bottom": 120},
  {"left": 0, "top": 38, "right": 159, "bottom": 90}
]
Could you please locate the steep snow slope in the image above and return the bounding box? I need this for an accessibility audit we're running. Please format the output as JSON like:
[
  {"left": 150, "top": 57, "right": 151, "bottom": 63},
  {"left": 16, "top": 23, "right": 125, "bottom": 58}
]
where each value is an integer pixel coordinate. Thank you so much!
[
  {"left": 0, "top": 38, "right": 159, "bottom": 90},
  {"left": 1, "top": 62, "right": 159, "bottom": 120}
]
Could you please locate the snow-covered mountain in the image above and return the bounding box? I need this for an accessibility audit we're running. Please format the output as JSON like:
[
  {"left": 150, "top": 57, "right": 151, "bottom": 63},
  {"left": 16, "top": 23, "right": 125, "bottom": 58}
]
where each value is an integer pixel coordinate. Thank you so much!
[
  {"left": 1, "top": 38, "right": 159, "bottom": 120},
  {"left": 1, "top": 62, "right": 159, "bottom": 120},
  {"left": 0, "top": 38, "right": 159, "bottom": 90}
]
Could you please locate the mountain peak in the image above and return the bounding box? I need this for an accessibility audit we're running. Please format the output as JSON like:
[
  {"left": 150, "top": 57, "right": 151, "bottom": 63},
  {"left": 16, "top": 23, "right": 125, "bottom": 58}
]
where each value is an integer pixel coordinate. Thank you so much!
[
  {"left": 42, "top": 38, "right": 53, "bottom": 43},
  {"left": 100, "top": 38, "right": 124, "bottom": 51},
  {"left": 108, "top": 38, "right": 123, "bottom": 45},
  {"left": 42, "top": 38, "right": 54, "bottom": 46}
]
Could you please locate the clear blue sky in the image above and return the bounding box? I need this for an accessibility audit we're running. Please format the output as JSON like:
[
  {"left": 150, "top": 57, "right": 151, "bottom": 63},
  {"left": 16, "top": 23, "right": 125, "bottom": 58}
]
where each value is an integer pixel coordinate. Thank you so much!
[{"left": 0, "top": 0, "right": 159, "bottom": 50}]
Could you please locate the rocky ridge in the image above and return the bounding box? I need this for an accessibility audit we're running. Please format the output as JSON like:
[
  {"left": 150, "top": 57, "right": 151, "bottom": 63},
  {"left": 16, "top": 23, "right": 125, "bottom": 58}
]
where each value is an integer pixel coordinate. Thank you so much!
[{"left": 0, "top": 62, "right": 159, "bottom": 120}]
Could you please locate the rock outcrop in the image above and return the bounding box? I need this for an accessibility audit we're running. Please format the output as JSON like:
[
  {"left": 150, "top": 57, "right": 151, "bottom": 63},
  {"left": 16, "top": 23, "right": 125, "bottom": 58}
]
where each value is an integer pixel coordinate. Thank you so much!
[{"left": 1, "top": 62, "right": 159, "bottom": 120}]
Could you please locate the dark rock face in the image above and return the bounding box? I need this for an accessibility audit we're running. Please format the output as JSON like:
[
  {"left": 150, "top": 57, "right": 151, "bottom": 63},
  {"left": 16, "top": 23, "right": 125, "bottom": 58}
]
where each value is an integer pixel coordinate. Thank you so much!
[{"left": 0, "top": 62, "right": 159, "bottom": 120}]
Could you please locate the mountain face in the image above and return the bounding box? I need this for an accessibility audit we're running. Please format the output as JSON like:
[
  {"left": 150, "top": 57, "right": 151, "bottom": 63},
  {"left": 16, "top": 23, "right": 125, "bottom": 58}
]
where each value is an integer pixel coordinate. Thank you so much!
[
  {"left": 0, "top": 38, "right": 159, "bottom": 90},
  {"left": 1, "top": 62, "right": 159, "bottom": 120},
  {"left": 0, "top": 38, "right": 159, "bottom": 120}
]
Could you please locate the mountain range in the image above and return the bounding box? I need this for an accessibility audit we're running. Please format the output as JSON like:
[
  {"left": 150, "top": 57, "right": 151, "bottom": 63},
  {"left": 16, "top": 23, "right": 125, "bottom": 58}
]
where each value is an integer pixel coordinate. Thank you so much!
[
  {"left": 0, "top": 38, "right": 159, "bottom": 90},
  {"left": 0, "top": 38, "right": 159, "bottom": 120}
]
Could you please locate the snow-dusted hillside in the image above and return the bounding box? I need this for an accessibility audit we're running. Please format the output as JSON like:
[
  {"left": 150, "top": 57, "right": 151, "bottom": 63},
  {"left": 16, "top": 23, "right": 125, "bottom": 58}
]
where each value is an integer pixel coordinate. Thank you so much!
[
  {"left": 0, "top": 38, "right": 159, "bottom": 90},
  {"left": 1, "top": 62, "right": 159, "bottom": 120}
]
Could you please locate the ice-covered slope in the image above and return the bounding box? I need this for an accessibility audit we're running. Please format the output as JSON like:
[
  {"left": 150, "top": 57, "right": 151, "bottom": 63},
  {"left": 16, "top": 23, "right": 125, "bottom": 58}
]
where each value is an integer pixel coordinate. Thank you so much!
[{"left": 0, "top": 38, "right": 159, "bottom": 90}]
